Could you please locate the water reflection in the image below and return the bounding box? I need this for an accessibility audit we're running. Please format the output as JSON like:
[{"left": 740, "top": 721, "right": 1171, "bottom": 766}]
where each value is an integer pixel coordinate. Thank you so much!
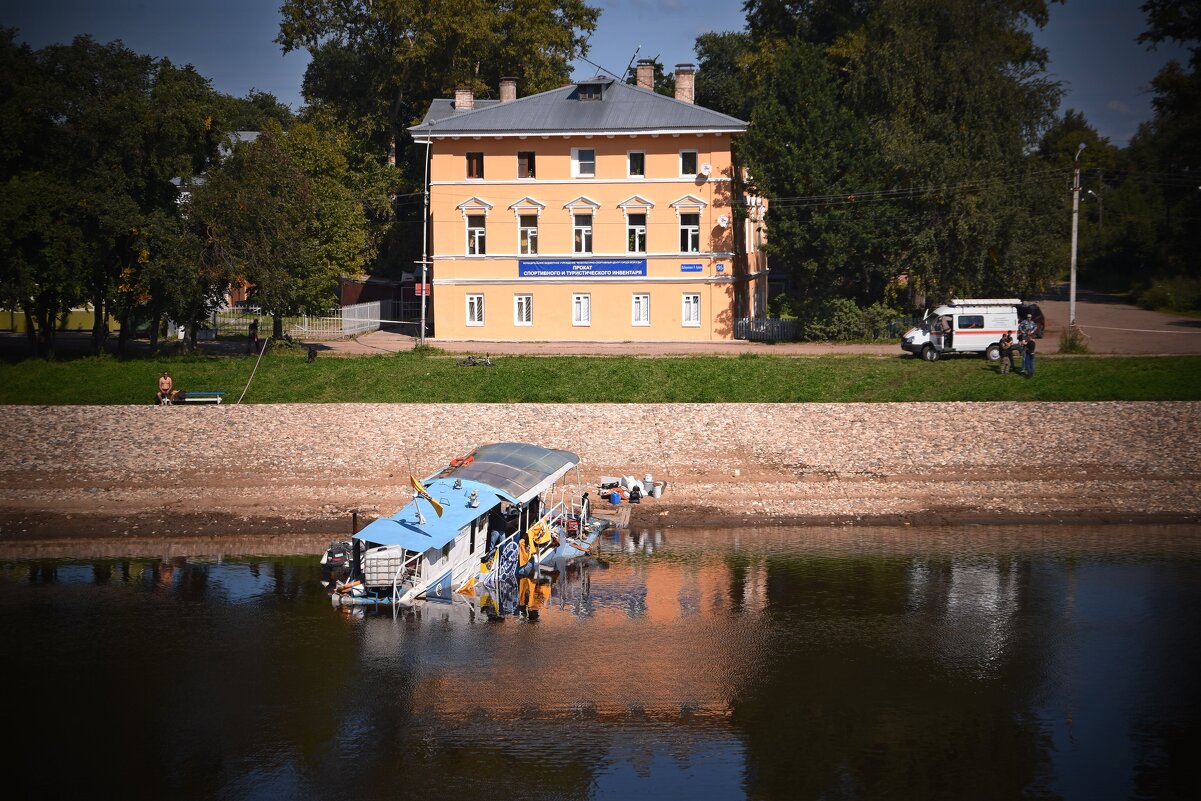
[{"left": 3, "top": 525, "right": 1199, "bottom": 800}]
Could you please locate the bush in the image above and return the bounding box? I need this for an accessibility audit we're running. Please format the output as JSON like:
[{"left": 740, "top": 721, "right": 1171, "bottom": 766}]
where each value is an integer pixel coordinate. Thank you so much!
[
  {"left": 1058, "top": 325, "right": 1090, "bottom": 354},
  {"left": 1137, "top": 277, "right": 1201, "bottom": 313}
]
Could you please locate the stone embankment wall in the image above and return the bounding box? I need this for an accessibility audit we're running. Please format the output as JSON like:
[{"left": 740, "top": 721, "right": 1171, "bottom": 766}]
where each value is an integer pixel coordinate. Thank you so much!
[{"left": 1, "top": 403, "right": 1198, "bottom": 545}]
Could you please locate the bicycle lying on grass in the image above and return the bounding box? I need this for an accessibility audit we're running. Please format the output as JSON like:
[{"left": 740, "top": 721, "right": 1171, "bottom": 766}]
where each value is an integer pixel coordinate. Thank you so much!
[{"left": 458, "top": 354, "right": 495, "bottom": 367}]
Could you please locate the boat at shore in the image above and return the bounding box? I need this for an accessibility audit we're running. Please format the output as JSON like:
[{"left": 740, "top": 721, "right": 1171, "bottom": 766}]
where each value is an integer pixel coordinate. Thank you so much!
[{"left": 322, "top": 442, "right": 609, "bottom": 607}]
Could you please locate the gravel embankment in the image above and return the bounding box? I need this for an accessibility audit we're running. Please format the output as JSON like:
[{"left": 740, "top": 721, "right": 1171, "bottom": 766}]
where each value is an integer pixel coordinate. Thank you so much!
[{"left": 1, "top": 403, "right": 1198, "bottom": 551}]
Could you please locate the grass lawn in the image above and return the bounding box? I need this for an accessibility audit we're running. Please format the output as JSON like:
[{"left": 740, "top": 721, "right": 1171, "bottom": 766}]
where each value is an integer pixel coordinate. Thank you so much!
[{"left": 2, "top": 348, "right": 1200, "bottom": 404}]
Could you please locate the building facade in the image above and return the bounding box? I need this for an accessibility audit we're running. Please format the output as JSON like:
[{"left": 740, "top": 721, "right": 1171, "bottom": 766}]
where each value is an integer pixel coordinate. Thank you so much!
[{"left": 410, "top": 62, "right": 767, "bottom": 342}]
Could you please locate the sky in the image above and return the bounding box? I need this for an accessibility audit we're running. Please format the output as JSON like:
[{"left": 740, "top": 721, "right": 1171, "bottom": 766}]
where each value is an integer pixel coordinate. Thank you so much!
[{"left": 1, "top": 0, "right": 1189, "bottom": 147}]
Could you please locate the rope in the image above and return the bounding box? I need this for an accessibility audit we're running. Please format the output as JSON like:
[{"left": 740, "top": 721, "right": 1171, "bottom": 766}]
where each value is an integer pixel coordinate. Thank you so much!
[
  {"left": 236, "top": 337, "right": 270, "bottom": 405},
  {"left": 1079, "top": 325, "right": 1201, "bottom": 335}
]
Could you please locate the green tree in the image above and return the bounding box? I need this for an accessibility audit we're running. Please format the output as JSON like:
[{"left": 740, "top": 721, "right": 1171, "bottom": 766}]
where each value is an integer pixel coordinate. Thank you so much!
[
  {"left": 725, "top": 1, "right": 1062, "bottom": 309},
  {"left": 192, "top": 123, "right": 369, "bottom": 340}
]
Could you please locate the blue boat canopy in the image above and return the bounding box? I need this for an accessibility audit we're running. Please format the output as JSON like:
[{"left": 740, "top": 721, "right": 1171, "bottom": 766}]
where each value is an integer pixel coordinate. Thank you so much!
[
  {"left": 350, "top": 443, "right": 579, "bottom": 553},
  {"left": 354, "top": 478, "right": 501, "bottom": 551}
]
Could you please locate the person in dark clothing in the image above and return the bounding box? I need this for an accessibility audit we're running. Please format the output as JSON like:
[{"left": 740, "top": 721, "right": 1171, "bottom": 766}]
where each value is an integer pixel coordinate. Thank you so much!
[
  {"left": 1022, "top": 334, "right": 1036, "bottom": 377},
  {"left": 999, "top": 331, "right": 1015, "bottom": 375},
  {"left": 248, "top": 318, "right": 260, "bottom": 353}
]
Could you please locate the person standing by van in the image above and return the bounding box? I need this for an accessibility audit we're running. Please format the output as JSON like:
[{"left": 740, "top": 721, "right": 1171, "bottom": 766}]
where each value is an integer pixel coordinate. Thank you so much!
[
  {"left": 999, "top": 331, "right": 1015, "bottom": 374},
  {"left": 1022, "top": 334, "right": 1036, "bottom": 377}
]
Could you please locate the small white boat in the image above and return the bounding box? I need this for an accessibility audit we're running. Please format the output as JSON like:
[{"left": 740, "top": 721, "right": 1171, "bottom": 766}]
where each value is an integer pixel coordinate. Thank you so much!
[{"left": 323, "top": 443, "right": 608, "bottom": 608}]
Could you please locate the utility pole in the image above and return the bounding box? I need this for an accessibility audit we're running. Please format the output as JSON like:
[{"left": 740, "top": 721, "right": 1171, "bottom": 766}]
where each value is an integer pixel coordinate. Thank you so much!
[
  {"left": 1069, "top": 143, "right": 1085, "bottom": 329},
  {"left": 419, "top": 137, "right": 432, "bottom": 347}
]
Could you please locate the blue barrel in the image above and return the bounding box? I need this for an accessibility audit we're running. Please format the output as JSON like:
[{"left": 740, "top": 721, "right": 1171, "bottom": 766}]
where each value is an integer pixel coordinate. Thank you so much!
[{"left": 609, "top": 491, "right": 621, "bottom": 505}]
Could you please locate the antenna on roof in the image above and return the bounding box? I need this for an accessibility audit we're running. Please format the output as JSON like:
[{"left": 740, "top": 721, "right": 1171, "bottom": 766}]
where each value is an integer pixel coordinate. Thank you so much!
[
  {"left": 622, "top": 45, "right": 642, "bottom": 81},
  {"left": 577, "top": 54, "right": 622, "bottom": 80}
]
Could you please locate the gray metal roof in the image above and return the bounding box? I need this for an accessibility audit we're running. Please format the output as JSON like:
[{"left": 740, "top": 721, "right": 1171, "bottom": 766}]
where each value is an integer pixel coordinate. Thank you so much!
[
  {"left": 440, "top": 442, "right": 579, "bottom": 504},
  {"left": 411, "top": 78, "right": 746, "bottom": 138}
]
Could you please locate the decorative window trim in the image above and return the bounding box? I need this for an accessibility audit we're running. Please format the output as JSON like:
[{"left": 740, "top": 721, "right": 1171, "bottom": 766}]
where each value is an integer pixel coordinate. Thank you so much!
[
  {"left": 617, "top": 195, "right": 654, "bottom": 211},
  {"left": 457, "top": 196, "right": 495, "bottom": 219},
  {"left": 508, "top": 196, "right": 546, "bottom": 219},
  {"left": 669, "top": 194, "right": 707, "bottom": 216},
  {"left": 564, "top": 195, "right": 602, "bottom": 213}
]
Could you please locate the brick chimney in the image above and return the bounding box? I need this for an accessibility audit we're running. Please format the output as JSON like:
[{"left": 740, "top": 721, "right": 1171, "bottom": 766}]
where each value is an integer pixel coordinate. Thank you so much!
[
  {"left": 455, "top": 86, "right": 474, "bottom": 111},
  {"left": 636, "top": 59, "right": 655, "bottom": 91},
  {"left": 500, "top": 77, "right": 517, "bottom": 103},
  {"left": 674, "top": 63, "right": 695, "bottom": 104}
]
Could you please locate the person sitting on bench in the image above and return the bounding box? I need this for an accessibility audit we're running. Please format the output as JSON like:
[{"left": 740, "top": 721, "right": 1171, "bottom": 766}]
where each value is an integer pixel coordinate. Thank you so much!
[{"left": 156, "top": 371, "right": 177, "bottom": 404}]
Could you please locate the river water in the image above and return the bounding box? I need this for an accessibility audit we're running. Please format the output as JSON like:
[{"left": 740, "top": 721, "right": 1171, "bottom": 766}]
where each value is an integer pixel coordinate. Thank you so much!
[{"left": 4, "top": 525, "right": 1200, "bottom": 800}]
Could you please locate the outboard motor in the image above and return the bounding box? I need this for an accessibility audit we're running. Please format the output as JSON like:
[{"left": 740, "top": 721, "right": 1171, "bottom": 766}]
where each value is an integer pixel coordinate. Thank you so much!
[{"left": 321, "top": 540, "right": 353, "bottom": 582}]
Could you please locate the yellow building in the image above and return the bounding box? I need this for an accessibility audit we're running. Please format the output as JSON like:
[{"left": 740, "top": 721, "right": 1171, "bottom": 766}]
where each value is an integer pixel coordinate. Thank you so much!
[{"left": 410, "top": 61, "right": 767, "bottom": 342}]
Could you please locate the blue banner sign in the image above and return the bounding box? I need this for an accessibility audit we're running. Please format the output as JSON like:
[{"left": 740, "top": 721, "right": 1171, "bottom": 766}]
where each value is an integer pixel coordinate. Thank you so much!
[
  {"left": 680, "top": 263, "right": 704, "bottom": 272},
  {"left": 518, "top": 258, "right": 647, "bottom": 278}
]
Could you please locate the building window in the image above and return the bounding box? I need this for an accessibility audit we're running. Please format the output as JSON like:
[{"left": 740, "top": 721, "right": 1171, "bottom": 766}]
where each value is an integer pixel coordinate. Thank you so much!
[
  {"left": 519, "top": 215, "right": 538, "bottom": 255},
  {"left": 572, "top": 293, "right": 591, "bottom": 326},
  {"left": 682, "top": 293, "right": 701, "bottom": 327},
  {"left": 467, "top": 215, "right": 486, "bottom": 255},
  {"left": 627, "top": 213, "right": 647, "bottom": 253},
  {"left": 467, "top": 294, "right": 485, "bottom": 326},
  {"left": 633, "top": 293, "right": 650, "bottom": 326},
  {"left": 517, "top": 151, "right": 536, "bottom": 179},
  {"left": 573, "top": 214, "right": 593, "bottom": 254},
  {"left": 466, "top": 152, "right": 484, "bottom": 179},
  {"left": 514, "top": 294, "right": 533, "bottom": 326},
  {"left": 680, "top": 150, "right": 698, "bottom": 176},
  {"left": 680, "top": 213, "right": 700, "bottom": 253},
  {"left": 572, "top": 148, "right": 595, "bottom": 178},
  {"left": 628, "top": 152, "right": 645, "bottom": 177},
  {"left": 577, "top": 83, "right": 601, "bottom": 101}
]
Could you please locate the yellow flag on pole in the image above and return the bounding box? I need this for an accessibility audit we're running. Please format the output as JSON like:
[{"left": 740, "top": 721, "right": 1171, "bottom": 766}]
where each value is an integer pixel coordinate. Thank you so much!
[{"left": 410, "top": 474, "right": 444, "bottom": 518}]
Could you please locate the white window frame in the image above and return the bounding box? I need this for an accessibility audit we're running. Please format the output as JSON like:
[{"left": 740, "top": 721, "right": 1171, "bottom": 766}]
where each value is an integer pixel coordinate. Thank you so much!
[
  {"left": 514, "top": 294, "right": 533, "bottom": 326},
  {"left": 627, "top": 151, "right": 645, "bottom": 178},
  {"left": 682, "top": 293, "right": 701, "bottom": 327},
  {"left": 466, "top": 294, "right": 485, "bottom": 327},
  {"left": 573, "top": 214, "right": 593, "bottom": 254},
  {"left": 679, "top": 150, "right": 698, "bottom": 177},
  {"left": 518, "top": 214, "right": 538, "bottom": 255},
  {"left": 572, "top": 147, "right": 596, "bottom": 178},
  {"left": 466, "top": 214, "right": 486, "bottom": 256},
  {"left": 572, "top": 293, "right": 591, "bottom": 327},
  {"left": 626, "top": 212, "right": 647, "bottom": 254},
  {"left": 632, "top": 293, "right": 650, "bottom": 327},
  {"left": 679, "top": 212, "right": 700, "bottom": 253}
]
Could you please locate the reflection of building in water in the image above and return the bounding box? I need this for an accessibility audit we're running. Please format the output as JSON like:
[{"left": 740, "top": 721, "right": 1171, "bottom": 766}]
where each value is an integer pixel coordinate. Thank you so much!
[
  {"left": 907, "top": 557, "right": 1020, "bottom": 677},
  {"left": 346, "top": 529, "right": 771, "bottom": 722}
]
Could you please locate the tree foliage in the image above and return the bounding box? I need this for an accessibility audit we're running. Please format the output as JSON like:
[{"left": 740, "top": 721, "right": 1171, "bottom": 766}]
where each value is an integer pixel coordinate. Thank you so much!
[{"left": 703, "top": 1, "right": 1063, "bottom": 310}]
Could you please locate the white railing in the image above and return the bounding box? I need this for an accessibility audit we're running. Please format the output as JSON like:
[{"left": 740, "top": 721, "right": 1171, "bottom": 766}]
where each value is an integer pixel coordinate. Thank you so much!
[{"left": 215, "top": 301, "right": 381, "bottom": 341}]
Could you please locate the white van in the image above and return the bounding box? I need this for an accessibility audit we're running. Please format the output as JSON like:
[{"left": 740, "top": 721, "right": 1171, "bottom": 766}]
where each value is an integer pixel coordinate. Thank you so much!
[{"left": 901, "top": 299, "right": 1021, "bottom": 362}]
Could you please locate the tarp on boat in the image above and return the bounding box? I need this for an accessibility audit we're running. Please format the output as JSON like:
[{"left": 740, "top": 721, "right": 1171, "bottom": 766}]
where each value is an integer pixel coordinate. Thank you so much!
[
  {"left": 442, "top": 443, "right": 579, "bottom": 504},
  {"left": 353, "top": 478, "right": 500, "bottom": 551}
]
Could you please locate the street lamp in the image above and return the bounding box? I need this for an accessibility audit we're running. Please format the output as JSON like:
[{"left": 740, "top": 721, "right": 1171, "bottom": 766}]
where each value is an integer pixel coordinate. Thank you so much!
[
  {"left": 1087, "top": 188, "right": 1103, "bottom": 235},
  {"left": 1069, "top": 143, "right": 1085, "bottom": 329}
]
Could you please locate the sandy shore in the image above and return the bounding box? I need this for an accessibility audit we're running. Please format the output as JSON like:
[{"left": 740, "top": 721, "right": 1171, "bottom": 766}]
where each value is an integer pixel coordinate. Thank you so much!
[{"left": 1, "top": 402, "right": 1198, "bottom": 554}]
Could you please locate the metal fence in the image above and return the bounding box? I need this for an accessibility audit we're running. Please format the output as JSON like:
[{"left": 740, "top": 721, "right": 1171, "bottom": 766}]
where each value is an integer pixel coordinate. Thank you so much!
[
  {"left": 734, "top": 316, "right": 916, "bottom": 342},
  {"left": 215, "top": 301, "right": 382, "bottom": 341}
]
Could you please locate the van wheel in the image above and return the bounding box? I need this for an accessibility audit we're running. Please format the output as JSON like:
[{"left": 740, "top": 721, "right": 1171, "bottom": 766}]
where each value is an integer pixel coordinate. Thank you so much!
[
  {"left": 921, "top": 345, "right": 938, "bottom": 362},
  {"left": 985, "top": 344, "right": 1001, "bottom": 362}
]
